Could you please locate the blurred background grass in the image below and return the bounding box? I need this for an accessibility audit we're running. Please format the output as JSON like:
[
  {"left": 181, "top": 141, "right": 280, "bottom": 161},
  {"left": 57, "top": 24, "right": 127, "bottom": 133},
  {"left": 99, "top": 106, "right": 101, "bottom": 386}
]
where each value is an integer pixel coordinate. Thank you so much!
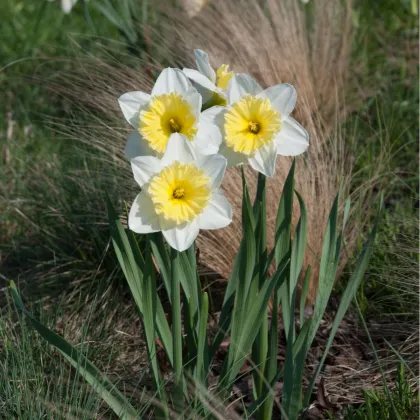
[{"left": 0, "top": 0, "right": 418, "bottom": 418}]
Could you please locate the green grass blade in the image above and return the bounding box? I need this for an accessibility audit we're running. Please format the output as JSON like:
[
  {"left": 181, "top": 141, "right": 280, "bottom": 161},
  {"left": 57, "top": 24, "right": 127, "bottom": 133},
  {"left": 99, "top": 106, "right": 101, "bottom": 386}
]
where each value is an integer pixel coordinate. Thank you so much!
[
  {"left": 9, "top": 281, "right": 138, "bottom": 419},
  {"left": 93, "top": 0, "right": 124, "bottom": 29},
  {"left": 383, "top": 339, "right": 418, "bottom": 382},
  {"left": 355, "top": 299, "right": 402, "bottom": 420}
]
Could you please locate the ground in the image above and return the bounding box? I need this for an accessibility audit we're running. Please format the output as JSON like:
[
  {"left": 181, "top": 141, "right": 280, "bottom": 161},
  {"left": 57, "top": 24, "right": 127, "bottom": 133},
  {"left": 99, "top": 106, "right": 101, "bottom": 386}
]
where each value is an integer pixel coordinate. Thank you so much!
[{"left": 0, "top": 0, "right": 418, "bottom": 418}]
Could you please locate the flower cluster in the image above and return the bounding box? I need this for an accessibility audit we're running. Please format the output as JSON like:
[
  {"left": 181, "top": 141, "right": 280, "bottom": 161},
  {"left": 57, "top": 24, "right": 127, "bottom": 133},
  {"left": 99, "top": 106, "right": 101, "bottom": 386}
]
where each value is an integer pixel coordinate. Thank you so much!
[{"left": 118, "top": 50, "right": 309, "bottom": 251}]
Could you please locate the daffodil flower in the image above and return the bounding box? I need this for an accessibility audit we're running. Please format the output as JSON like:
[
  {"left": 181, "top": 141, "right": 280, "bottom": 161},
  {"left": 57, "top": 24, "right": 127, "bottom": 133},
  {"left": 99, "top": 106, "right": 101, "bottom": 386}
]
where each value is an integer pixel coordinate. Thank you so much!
[
  {"left": 183, "top": 49, "right": 234, "bottom": 108},
  {"left": 208, "top": 74, "right": 309, "bottom": 177},
  {"left": 119, "top": 68, "right": 222, "bottom": 160},
  {"left": 128, "top": 133, "right": 232, "bottom": 252}
]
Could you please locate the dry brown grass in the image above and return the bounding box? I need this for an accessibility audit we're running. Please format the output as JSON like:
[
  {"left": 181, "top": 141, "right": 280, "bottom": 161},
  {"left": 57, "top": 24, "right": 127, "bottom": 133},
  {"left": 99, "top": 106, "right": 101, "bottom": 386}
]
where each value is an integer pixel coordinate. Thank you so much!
[
  {"left": 165, "top": 0, "right": 357, "bottom": 302},
  {"left": 46, "top": 0, "right": 387, "bottom": 302}
]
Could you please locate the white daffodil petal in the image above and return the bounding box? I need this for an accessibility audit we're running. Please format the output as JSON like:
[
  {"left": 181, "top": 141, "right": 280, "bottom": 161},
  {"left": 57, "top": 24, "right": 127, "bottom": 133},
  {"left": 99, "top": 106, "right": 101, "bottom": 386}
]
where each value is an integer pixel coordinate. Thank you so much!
[
  {"left": 219, "top": 144, "right": 248, "bottom": 167},
  {"left": 259, "top": 83, "right": 297, "bottom": 117},
  {"left": 195, "top": 106, "right": 225, "bottom": 156},
  {"left": 118, "top": 91, "right": 151, "bottom": 127},
  {"left": 183, "top": 68, "right": 218, "bottom": 93},
  {"left": 131, "top": 156, "right": 161, "bottom": 188},
  {"left": 249, "top": 143, "right": 277, "bottom": 177},
  {"left": 129, "top": 192, "right": 160, "bottom": 233},
  {"left": 196, "top": 155, "right": 227, "bottom": 188},
  {"left": 151, "top": 68, "right": 191, "bottom": 97},
  {"left": 124, "top": 130, "right": 155, "bottom": 159},
  {"left": 198, "top": 192, "right": 232, "bottom": 230},
  {"left": 194, "top": 49, "right": 216, "bottom": 83},
  {"left": 161, "top": 220, "right": 199, "bottom": 252},
  {"left": 275, "top": 117, "right": 309, "bottom": 156},
  {"left": 227, "top": 73, "right": 263, "bottom": 104},
  {"left": 160, "top": 133, "right": 197, "bottom": 166},
  {"left": 184, "top": 86, "right": 202, "bottom": 118}
]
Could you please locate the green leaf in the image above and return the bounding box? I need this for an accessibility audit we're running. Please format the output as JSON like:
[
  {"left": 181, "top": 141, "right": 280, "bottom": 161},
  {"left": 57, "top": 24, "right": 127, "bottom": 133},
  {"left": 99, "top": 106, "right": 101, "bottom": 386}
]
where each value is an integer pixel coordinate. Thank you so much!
[
  {"left": 142, "top": 241, "right": 169, "bottom": 417},
  {"left": 223, "top": 173, "right": 256, "bottom": 382},
  {"left": 9, "top": 281, "right": 138, "bottom": 420},
  {"left": 180, "top": 249, "right": 201, "bottom": 311},
  {"left": 275, "top": 160, "right": 295, "bottom": 341},
  {"left": 251, "top": 175, "right": 268, "bottom": 403},
  {"left": 304, "top": 195, "right": 383, "bottom": 406},
  {"left": 281, "top": 303, "right": 314, "bottom": 420},
  {"left": 274, "top": 159, "right": 295, "bottom": 269},
  {"left": 299, "top": 265, "right": 311, "bottom": 328},
  {"left": 106, "top": 196, "right": 173, "bottom": 364},
  {"left": 93, "top": 0, "right": 137, "bottom": 43},
  {"left": 170, "top": 248, "right": 184, "bottom": 414},
  {"left": 195, "top": 292, "right": 209, "bottom": 387},
  {"left": 260, "top": 282, "right": 279, "bottom": 419},
  {"left": 306, "top": 188, "right": 341, "bottom": 347},
  {"left": 210, "top": 240, "right": 242, "bottom": 356},
  {"left": 149, "top": 232, "right": 171, "bottom": 300},
  {"left": 285, "top": 190, "right": 307, "bottom": 342},
  {"left": 219, "top": 258, "right": 289, "bottom": 394}
]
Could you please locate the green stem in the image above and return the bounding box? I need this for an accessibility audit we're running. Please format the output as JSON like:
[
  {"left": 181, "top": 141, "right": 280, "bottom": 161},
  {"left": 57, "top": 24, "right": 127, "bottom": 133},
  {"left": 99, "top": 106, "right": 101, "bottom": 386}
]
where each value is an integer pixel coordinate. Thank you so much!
[
  {"left": 171, "top": 248, "right": 184, "bottom": 415},
  {"left": 252, "top": 174, "right": 269, "bottom": 412}
]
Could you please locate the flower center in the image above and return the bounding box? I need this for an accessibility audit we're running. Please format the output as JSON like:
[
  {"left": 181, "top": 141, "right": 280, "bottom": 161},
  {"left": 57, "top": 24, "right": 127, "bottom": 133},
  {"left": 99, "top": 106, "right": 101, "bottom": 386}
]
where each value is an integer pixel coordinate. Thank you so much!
[
  {"left": 248, "top": 121, "right": 260, "bottom": 134},
  {"left": 168, "top": 118, "right": 181, "bottom": 133},
  {"left": 224, "top": 94, "right": 282, "bottom": 156},
  {"left": 216, "top": 64, "right": 233, "bottom": 90},
  {"left": 148, "top": 162, "right": 211, "bottom": 225},
  {"left": 172, "top": 187, "right": 185, "bottom": 199},
  {"left": 139, "top": 93, "right": 197, "bottom": 154}
]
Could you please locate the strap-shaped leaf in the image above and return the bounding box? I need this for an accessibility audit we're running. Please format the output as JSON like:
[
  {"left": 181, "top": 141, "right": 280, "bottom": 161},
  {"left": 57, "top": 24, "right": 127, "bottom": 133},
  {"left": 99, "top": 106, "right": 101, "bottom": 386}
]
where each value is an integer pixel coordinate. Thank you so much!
[
  {"left": 149, "top": 232, "right": 171, "bottom": 299},
  {"left": 284, "top": 190, "right": 307, "bottom": 342},
  {"left": 194, "top": 292, "right": 209, "bottom": 386},
  {"left": 306, "top": 188, "right": 341, "bottom": 347},
  {"left": 9, "top": 281, "right": 138, "bottom": 420},
  {"left": 274, "top": 159, "right": 295, "bottom": 270},
  {"left": 299, "top": 265, "right": 312, "bottom": 329},
  {"left": 106, "top": 196, "right": 173, "bottom": 363},
  {"left": 304, "top": 195, "right": 382, "bottom": 405},
  {"left": 142, "top": 241, "right": 169, "bottom": 418},
  {"left": 218, "top": 258, "right": 289, "bottom": 393},
  {"left": 223, "top": 173, "right": 256, "bottom": 380},
  {"left": 251, "top": 174, "right": 268, "bottom": 402},
  {"left": 210, "top": 240, "right": 242, "bottom": 356}
]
